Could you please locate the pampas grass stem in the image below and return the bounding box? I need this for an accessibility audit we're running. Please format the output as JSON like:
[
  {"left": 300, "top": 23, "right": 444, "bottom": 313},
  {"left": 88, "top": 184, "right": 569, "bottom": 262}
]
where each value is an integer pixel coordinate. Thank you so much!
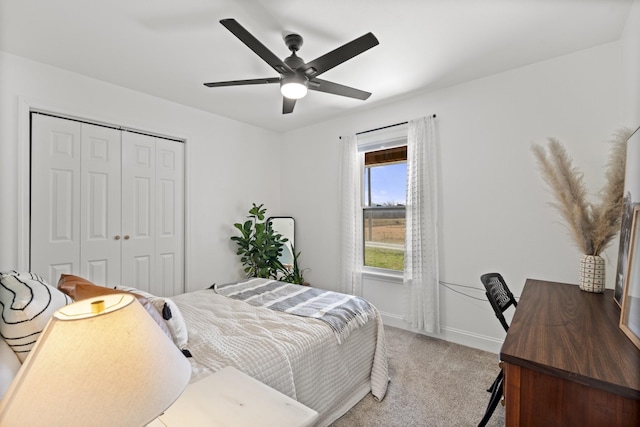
[{"left": 532, "top": 128, "right": 632, "bottom": 256}]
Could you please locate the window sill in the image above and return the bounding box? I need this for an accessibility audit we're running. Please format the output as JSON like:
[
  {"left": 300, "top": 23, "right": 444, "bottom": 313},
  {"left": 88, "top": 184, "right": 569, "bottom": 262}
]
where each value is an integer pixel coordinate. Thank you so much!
[{"left": 362, "top": 268, "right": 404, "bottom": 284}]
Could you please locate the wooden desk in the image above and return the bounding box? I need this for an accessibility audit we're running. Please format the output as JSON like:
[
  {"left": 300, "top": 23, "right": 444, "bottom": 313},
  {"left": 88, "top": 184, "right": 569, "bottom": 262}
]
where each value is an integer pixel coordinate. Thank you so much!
[
  {"left": 500, "top": 279, "right": 640, "bottom": 427},
  {"left": 148, "top": 366, "right": 318, "bottom": 427}
]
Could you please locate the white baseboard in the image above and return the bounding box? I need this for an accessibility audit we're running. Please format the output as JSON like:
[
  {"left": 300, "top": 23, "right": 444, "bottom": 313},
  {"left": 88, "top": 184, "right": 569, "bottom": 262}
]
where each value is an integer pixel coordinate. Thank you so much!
[{"left": 379, "top": 311, "right": 504, "bottom": 354}]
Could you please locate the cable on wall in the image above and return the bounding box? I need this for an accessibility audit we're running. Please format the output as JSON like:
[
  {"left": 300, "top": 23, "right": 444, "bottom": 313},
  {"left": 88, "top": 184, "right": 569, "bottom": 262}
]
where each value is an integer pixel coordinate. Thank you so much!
[
  {"left": 439, "top": 280, "right": 520, "bottom": 302},
  {"left": 439, "top": 281, "right": 488, "bottom": 301}
]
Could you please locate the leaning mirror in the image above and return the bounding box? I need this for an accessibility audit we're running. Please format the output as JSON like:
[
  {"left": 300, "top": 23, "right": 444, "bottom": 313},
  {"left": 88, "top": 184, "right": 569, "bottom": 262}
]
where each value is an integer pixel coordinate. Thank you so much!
[
  {"left": 621, "top": 205, "right": 640, "bottom": 350},
  {"left": 268, "top": 217, "right": 295, "bottom": 268}
]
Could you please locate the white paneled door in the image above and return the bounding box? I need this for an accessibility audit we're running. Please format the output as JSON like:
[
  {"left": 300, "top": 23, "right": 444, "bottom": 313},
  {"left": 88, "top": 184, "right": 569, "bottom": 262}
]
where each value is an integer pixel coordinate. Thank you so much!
[
  {"left": 121, "top": 132, "right": 155, "bottom": 292},
  {"left": 80, "top": 123, "right": 122, "bottom": 286},
  {"left": 31, "top": 115, "right": 82, "bottom": 282},
  {"left": 154, "top": 138, "right": 185, "bottom": 297},
  {"left": 121, "top": 132, "right": 184, "bottom": 296},
  {"left": 30, "top": 114, "right": 184, "bottom": 296}
]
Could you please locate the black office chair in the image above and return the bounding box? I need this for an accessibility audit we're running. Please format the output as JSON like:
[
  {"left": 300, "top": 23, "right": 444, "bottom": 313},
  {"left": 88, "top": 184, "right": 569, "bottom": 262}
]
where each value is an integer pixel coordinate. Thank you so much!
[{"left": 478, "top": 272, "right": 518, "bottom": 427}]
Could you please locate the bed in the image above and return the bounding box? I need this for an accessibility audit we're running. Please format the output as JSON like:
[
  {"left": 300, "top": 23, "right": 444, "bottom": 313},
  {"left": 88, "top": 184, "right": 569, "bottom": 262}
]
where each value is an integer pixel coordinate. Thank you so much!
[
  {"left": 172, "top": 278, "right": 389, "bottom": 426},
  {"left": 0, "top": 272, "right": 388, "bottom": 427}
]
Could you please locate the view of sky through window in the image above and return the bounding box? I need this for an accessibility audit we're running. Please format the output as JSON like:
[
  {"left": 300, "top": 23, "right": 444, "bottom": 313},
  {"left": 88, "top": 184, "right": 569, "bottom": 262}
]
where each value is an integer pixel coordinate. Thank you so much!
[{"left": 367, "top": 163, "right": 406, "bottom": 206}]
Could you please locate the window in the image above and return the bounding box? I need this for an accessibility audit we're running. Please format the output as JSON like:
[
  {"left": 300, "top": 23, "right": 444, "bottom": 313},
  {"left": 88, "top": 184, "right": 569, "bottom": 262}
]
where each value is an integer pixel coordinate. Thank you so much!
[{"left": 363, "top": 145, "right": 407, "bottom": 271}]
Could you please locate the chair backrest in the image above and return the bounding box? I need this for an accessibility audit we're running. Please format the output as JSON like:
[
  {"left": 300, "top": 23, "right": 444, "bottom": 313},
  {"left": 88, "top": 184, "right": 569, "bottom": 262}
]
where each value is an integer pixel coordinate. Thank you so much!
[{"left": 480, "top": 273, "right": 518, "bottom": 332}]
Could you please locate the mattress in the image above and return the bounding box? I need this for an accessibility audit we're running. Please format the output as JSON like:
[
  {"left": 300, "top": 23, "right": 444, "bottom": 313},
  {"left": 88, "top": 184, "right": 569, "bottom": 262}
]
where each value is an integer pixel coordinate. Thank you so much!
[{"left": 172, "top": 289, "right": 388, "bottom": 427}]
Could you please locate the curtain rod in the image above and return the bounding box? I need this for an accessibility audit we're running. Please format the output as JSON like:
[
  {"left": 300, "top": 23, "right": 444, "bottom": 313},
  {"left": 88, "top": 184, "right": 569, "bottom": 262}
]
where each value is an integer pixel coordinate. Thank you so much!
[{"left": 355, "top": 114, "right": 436, "bottom": 136}]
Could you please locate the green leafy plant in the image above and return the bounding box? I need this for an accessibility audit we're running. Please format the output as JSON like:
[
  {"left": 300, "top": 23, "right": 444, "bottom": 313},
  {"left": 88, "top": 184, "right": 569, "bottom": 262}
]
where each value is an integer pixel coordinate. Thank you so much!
[
  {"left": 279, "top": 244, "right": 309, "bottom": 285},
  {"left": 231, "top": 203, "right": 287, "bottom": 279}
]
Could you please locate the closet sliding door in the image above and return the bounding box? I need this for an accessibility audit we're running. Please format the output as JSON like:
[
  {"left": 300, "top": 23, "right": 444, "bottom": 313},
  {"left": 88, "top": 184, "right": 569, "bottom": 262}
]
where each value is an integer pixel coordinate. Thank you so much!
[{"left": 30, "top": 113, "right": 184, "bottom": 296}]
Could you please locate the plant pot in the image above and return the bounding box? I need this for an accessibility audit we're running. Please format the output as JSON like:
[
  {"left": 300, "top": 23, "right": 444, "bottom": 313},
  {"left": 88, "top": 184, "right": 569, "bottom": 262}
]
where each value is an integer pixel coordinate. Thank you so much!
[{"left": 579, "top": 254, "right": 605, "bottom": 293}]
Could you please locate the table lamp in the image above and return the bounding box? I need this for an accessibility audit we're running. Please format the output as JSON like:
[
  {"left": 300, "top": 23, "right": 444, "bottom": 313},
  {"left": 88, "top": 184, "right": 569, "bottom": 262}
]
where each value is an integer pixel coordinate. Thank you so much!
[{"left": 0, "top": 293, "right": 191, "bottom": 427}]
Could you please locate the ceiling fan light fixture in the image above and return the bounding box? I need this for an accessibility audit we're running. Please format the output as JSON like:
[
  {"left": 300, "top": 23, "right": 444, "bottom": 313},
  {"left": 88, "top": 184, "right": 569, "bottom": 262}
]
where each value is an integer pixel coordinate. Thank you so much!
[
  {"left": 280, "top": 76, "right": 308, "bottom": 99},
  {"left": 208, "top": 19, "right": 379, "bottom": 114}
]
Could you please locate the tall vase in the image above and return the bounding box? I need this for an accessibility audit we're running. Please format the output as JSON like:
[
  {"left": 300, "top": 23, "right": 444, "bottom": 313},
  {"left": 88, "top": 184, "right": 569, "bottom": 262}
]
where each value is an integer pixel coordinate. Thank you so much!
[{"left": 579, "top": 254, "right": 605, "bottom": 293}]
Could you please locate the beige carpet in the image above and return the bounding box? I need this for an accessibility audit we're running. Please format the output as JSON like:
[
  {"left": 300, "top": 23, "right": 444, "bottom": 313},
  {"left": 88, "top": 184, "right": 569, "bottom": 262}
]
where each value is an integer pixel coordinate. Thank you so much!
[{"left": 330, "top": 325, "right": 505, "bottom": 427}]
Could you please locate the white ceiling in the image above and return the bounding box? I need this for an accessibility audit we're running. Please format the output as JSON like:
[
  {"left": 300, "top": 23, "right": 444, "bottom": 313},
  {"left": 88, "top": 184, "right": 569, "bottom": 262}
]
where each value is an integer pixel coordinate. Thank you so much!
[{"left": 0, "top": 0, "right": 633, "bottom": 133}]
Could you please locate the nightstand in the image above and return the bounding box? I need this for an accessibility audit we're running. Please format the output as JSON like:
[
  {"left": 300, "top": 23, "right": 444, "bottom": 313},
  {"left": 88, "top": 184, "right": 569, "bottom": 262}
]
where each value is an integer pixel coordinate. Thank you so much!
[{"left": 147, "top": 366, "right": 319, "bottom": 427}]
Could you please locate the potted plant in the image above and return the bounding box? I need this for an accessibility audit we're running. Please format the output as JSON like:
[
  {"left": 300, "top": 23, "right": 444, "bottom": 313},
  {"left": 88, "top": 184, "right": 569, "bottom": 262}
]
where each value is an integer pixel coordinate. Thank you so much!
[
  {"left": 231, "top": 203, "right": 309, "bottom": 284},
  {"left": 231, "top": 203, "right": 286, "bottom": 279},
  {"left": 279, "top": 244, "right": 309, "bottom": 285},
  {"left": 531, "top": 128, "right": 631, "bottom": 292}
]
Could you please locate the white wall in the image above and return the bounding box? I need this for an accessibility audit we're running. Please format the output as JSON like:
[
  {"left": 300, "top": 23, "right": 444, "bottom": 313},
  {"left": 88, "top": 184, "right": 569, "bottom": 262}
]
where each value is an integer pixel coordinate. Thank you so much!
[
  {"left": 0, "top": 52, "right": 283, "bottom": 293},
  {"left": 621, "top": 0, "right": 640, "bottom": 124},
  {"left": 281, "top": 39, "right": 637, "bottom": 352}
]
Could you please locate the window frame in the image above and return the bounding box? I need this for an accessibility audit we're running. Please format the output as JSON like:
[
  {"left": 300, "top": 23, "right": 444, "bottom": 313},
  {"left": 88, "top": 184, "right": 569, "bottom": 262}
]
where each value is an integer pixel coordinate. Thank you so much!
[
  {"left": 357, "top": 124, "right": 408, "bottom": 276},
  {"left": 362, "top": 205, "right": 406, "bottom": 274}
]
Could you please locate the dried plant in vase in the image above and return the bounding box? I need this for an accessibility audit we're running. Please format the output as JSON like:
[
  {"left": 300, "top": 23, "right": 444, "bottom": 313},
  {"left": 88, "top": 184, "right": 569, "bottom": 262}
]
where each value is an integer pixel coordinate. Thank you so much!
[{"left": 531, "top": 128, "right": 632, "bottom": 292}]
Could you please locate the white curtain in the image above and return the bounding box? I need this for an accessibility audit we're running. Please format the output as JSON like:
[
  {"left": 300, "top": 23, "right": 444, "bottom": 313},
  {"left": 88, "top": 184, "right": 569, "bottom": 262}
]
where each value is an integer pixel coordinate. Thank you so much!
[
  {"left": 339, "top": 135, "right": 364, "bottom": 295},
  {"left": 404, "top": 116, "right": 440, "bottom": 333}
]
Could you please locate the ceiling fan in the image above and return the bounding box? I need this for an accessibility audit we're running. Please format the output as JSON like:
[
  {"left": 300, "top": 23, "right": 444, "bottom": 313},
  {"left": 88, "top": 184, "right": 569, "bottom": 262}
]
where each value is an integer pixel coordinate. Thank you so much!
[{"left": 204, "top": 19, "right": 379, "bottom": 114}]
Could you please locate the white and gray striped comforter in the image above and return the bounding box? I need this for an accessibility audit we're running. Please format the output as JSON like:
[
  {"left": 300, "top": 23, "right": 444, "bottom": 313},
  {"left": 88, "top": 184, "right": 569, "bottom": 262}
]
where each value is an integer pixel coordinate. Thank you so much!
[
  {"left": 214, "top": 278, "right": 376, "bottom": 344},
  {"left": 171, "top": 287, "right": 388, "bottom": 427}
]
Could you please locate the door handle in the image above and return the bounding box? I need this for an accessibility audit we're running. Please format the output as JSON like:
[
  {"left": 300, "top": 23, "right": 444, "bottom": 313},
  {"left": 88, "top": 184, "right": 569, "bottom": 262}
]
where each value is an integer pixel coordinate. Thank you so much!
[
  {"left": 124, "top": 235, "right": 130, "bottom": 240},
  {"left": 114, "top": 235, "right": 121, "bottom": 240}
]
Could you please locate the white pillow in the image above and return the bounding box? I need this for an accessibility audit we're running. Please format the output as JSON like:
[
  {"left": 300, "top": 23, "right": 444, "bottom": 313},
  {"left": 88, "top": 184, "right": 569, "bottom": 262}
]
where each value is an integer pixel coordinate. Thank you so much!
[
  {"left": 0, "top": 271, "right": 73, "bottom": 362},
  {"left": 0, "top": 338, "right": 21, "bottom": 399},
  {"left": 114, "top": 286, "right": 188, "bottom": 350}
]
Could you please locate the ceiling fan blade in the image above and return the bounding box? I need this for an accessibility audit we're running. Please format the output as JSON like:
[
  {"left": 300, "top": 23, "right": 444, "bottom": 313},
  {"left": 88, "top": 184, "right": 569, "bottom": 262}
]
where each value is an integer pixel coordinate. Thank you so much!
[
  {"left": 204, "top": 77, "right": 280, "bottom": 87},
  {"left": 309, "top": 78, "right": 371, "bottom": 100},
  {"left": 283, "top": 97, "right": 296, "bottom": 114},
  {"left": 299, "top": 32, "right": 379, "bottom": 79},
  {"left": 220, "top": 19, "right": 293, "bottom": 75}
]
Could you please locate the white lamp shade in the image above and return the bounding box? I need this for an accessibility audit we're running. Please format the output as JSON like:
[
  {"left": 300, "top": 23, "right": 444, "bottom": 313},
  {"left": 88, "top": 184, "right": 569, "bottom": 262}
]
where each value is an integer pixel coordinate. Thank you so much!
[
  {"left": 0, "top": 294, "right": 191, "bottom": 427},
  {"left": 280, "top": 77, "right": 308, "bottom": 99}
]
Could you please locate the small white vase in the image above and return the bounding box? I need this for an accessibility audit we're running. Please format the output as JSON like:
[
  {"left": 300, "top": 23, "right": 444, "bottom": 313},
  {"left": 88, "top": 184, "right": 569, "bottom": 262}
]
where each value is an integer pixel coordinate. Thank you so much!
[{"left": 579, "top": 254, "right": 605, "bottom": 293}]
